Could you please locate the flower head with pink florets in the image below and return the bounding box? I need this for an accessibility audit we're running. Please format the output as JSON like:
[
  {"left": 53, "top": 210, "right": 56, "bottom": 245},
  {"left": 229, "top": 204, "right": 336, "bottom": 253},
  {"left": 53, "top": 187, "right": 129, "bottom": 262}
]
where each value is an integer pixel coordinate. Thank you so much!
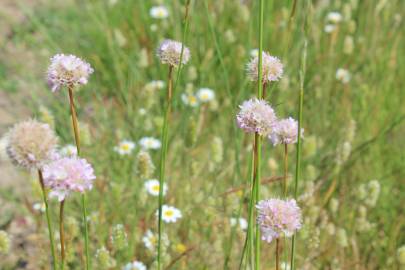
[
  {"left": 43, "top": 157, "right": 96, "bottom": 201},
  {"left": 247, "top": 51, "right": 283, "bottom": 84},
  {"left": 236, "top": 98, "right": 277, "bottom": 137},
  {"left": 256, "top": 198, "right": 302, "bottom": 243},
  {"left": 47, "top": 54, "right": 94, "bottom": 92},
  {"left": 269, "top": 117, "right": 303, "bottom": 146}
]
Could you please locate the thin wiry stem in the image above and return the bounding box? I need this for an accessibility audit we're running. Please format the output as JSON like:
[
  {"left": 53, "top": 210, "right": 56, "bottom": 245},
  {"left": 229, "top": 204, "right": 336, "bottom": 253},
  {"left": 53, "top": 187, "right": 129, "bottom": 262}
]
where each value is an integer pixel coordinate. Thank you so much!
[
  {"left": 59, "top": 200, "right": 66, "bottom": 270},
  {"left": 38, "top": 170, "right": 58, "bottom": 270},
  {"left": 276, "top": 239, "right": 280, "bottom": 270},
  {"left": 290, "top": 39, "right": 307, "bottom": 270},
  {"left": 157, "top": 65, "right": 174, "bottom": 270},
  {"left": 68, "top": 86, "right": 90, "bottom": 270},
  {"left": 283, "top": 144, "right": 289, "bottom": 197}
]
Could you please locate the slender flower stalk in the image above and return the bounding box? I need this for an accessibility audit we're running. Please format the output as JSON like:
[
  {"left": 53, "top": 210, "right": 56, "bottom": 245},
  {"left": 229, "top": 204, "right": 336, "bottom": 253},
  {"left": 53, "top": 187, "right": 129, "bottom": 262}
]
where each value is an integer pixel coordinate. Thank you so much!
[
  {"left": 283, "top": 144, "right": 288, "bottom": 196},
  {"left": 290, "top": 39, "right": 307, "bottom": 270},
  {"left": 59, "top": 200, "right": 66, "bottom": 270},
  {"left": 157, "top": 65, "right": 173, "bottom": 270},
  {"left": 38, "top": 170, "right": 58, "bottom": 270},
  {"left": 68, "top": 86, "right": 91, "bottom": 270},
  {"left": 276, "top": 239, "right": 280, "bottom": 270}
]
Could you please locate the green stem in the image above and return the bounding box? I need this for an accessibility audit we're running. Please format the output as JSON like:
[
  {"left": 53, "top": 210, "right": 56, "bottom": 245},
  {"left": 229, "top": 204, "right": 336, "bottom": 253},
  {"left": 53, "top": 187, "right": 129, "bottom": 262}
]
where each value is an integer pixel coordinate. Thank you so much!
[
  {"left": 157, "top": 66, "right": 173, "bottom": 270},
  {"left": 38, "top": 170, "right": 58, "bottom": 270},
  {"left": 68, "top": 86, "right": 90, "bottom": 270},
  {"left": 60, "top": 200, "right": 66, "bottom": 270},
  {"left": 276, "top": 239, "right": 280, "bottom": 270},
  {"left": 283, "top": 144, "right": 288, "bottom": 197},
  {"left": 290, "top": 39, "right": 307, "bottom": 270}
]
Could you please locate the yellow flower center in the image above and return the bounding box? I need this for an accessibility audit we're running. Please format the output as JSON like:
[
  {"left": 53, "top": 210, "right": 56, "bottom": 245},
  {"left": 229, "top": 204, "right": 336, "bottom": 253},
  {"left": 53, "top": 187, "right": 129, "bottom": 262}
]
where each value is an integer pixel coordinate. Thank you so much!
[
  {"left": 152, "top": 185, "right": 160, "bottom": 192},
  {"left": 164, "top": 210, "right": 174, "bottom": 217}
]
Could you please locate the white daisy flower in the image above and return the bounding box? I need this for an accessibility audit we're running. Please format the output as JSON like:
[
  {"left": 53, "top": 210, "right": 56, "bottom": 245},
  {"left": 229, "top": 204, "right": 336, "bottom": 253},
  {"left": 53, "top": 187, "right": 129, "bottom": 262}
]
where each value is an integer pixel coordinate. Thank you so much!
[
  {"left": 181, "top": 93, "right": 199, "bottom": 107},
  {"left": 142, "top": 230, "right": 169, "bottom": 251},
  {"left": 144, "top": 179, "right": 167, "bottom": 196},
  {"left": 196, "top": 88, "right": 215, "bottom": 103},
  {"left": 156, "top": 205, "right": 182, "bottom": 223},
  {"left": 250, "top": 49, "right": 259, "bottom": 58},
  {"left": 144, "top": 80, "right": 165, "bottom": 91},
  {"left": 139, "top": 137, "right": 161, "bottom": 150},
  {"left": 336, "top": 68, "right": 351, "bottom": 84},
  {"left": 138, "top": 108, "right": 147, "bottom": 116},
  {"left": 324, "top": 24, "right": 337, "bottom": 33},
  {"left": 122, "top": 261, "right": 147, "bottom": 270},
  {"left": 230, "top": 217, "right": 248, "bottom": 231},
  {"left": 60, "top": 144, "right": 77, "bottom": 157},
  {"left": 150, "top": 6, "right": 169, "bottom": 19},
  {"left": 326, "top": 11, "right": 343, "bottom": 24},
  {"left": 33, "top": 202, "right": 46, "bottom": 213},
  {"left": 114, "top": 140, "right": 135, "bottom": 155}
]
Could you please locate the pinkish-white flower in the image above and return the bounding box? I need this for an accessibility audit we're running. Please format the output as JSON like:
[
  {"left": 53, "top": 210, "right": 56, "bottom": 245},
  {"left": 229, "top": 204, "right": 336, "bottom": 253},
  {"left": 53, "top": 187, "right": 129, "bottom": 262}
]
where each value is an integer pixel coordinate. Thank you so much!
[
  {"left": 256, "top": 198, "right": 302, "bottom": 243},
  {"left": 157, "top": 39, "right": 190, "bottom": 67},
  {"left": 269, "top": 117, "right": 303, "bottom": 145},
  {"left": 47, "top": 54, "right": 94, "bottom": 92},
  {"left": 247, "top": 51, "right": 283, "bottom": 83},
  {"left": 43, "top": 157, "right": 96, "bottom": 201},
  {"left": 236, "top": 98, "right": 277, "bottom": 136}
]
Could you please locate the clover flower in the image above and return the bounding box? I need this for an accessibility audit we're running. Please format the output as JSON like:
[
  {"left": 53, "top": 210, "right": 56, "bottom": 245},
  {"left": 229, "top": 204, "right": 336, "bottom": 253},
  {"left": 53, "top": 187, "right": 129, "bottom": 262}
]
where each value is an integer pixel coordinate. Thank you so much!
[
  {"left": 157, "top": 39, "right": 190, "bottom": 67},
  {"left": 42, "top": 157, "right": 96, "bottom": 201},
  {"left": 269, "top": 117, "right": 303, "bottom": 146},
  {"left": 114, "top": 140, "right": 135, "bottom": 155},
  {"left": 150, "top": 5, "right": 169, "bottom": 19},
  {"left": 256, "top": 198, "right": 302, "bottom": 243},
  {"left": 47, "top": 54, "right": 94, "bottom": 92},
  {"left": 196, "top": 88, "right": 215, "bottom": 103},
  {"left": 6, "top": 120, "right": 58, "bottom": 170},
  {"left": 336, "top": 68, "right": 351, "bottom": 83},
  {"left": 139, "top": 137, "right": 161, "bottom": 150},
  {"left": 145, "top": 179, "right": 167, "bottom": 197},
  {"left": 156, "top": 205, "right": 182, "bottom": 223},
  {"left": 236, "top": 98, "right": 277, "bottom": 137},
  {"left": 247, "top": 51, "right": 283, "bottom": 83}
]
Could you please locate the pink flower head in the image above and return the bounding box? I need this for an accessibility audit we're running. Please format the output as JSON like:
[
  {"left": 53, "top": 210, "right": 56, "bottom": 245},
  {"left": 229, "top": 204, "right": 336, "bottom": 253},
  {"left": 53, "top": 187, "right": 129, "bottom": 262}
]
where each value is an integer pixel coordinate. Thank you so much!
[
  {"left": 47, "top": 54, "right": 94, "bottom": 92},
  {"left": 269, "top": 117, "right": 303, "bottom": 145},
  {"left": 247, "top": 51, "right": 283, "bottom": 83},
  {"left": 236, "top": 98, "right": 277, "bottom": 137},
  {"left": 256, "top": 198, "right": 302, "bottom": 243},
  {"left": 156, "top": 39, "right": 190, "bottom": 67},
  {"left": 43, "top": 157, "right": 96, "bottom": 201}
]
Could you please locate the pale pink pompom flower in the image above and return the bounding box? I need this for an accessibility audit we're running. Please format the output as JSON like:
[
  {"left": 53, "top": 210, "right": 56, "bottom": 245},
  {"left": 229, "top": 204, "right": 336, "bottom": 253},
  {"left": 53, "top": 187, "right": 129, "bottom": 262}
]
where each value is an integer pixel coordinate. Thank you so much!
[
  {"left": 47, "top": 54, "right": 94, "bottom": 92},
  {"left": 256, "top": 198, "right": 302, "bottom": 243},
  {"left": 156, "top": 39, "right": 190, "bottom": 67},
  {"left": 269, "top": 117, "right": 303, "bottom": 146},
  {"left": 42, "top": 157, "right": 96, "bottom": 201},
  {"left": 236, "top": 98, "right": 277, "bottom": 137},
  {"left": 247, "top": 51, "right": 283, "bottom": 83}
]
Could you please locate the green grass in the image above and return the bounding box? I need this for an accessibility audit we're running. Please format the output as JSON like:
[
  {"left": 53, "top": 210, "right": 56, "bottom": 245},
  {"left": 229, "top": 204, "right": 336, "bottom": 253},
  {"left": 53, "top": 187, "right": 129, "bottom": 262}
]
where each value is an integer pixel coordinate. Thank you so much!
[{"left": 1, "top": 0, "right": 405, "bottom": 269}]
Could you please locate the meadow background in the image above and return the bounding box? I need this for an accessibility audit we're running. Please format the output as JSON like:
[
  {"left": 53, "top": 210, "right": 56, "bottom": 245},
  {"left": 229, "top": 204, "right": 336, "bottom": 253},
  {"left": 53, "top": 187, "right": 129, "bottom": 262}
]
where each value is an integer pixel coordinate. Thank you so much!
[{"left": 0, "top": 0, "right": 404, "bottom": 269}]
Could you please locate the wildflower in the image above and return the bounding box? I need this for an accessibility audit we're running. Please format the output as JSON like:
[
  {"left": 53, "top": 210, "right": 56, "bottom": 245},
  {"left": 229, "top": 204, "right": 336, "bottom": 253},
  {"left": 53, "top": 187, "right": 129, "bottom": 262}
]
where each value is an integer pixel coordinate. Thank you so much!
[
  {"left": 42, "top": 157, "right": 96, "bottom": 201},
  {"left": 157, "top": 39, "right": 190, "bottom": 67},
  {"left": 60, "top": 144, "right": 77, "bottom": 157},
  {"left": 6, "top": 120, "right": 58, "bottom": 170},
  {"left": 336, "top": 141, "right": 351, "bottom": 166},
  {"left": 123, "top": 261, "right": 147, "bottom": 270},
  {"left": 181, "top": 92, "right": 199, "bottom": 107},
  {"left": 336, "top": 228, "right": 348, "bottom": 247},
  {"left": 326, "top": 11, "right": 343, "bottom": 24},
  {"left": 364, "top": 180, "right": 380, "bottom": 207},
  {"left": 111, "top": 224, "right": 128, "bottom": 250},
  {"left": 329, "top": 198, "right": 339, "bottom": 213},
  {"left": 246, "top": 51, "right": 283, "bottom": 83},
  {"left": 324, "top": 24, "right": 336, "bottom": 33},
  {"left": 280, "top": 262, "right": 291, "bottom": 270},
  {"left": 249, "top": 49, "right": 259, "bottom": 58},
  {"left": 269, "top": 117, "right": 303, "bottom": 146},
  {"left": 144, "top": 179, "right": 167, "bottom": 196},
  {"left": 230, "top": 217, "right": 248, "bottom": 231},
  {"left": 236, "top": 98, "right": 277, "bottom": 137},
  {"left": 139, "top": 137, "right": 161, "bottom": 150},
  {"left": 95, "top": 246, "right": 116, "bottom": 269},
  {"left": 142, "top": 230, "right": 169, "bottom": 251},
  {"left": 256, "top": 198, "right": 302, "bottom": 243},
  {"left": 336, "top": 68, "right": 351, "bottom": 84},
  {"left": 0, "top": 230, "right": 10, "bottom": 254},
  {"left": 33, "top": 202, "right": 46, "bottom": 213},
  {"left": 156, "top": 205, "right": 182, "bottom": 223},
  {"left": 211, "top": 137, "right": 223, "bottom": 164},
  {"left": 196, "top": 88, "right": 215, "bottom": 103},
  {"left": 114, "top": 140, "right": 135, "bottom": 155},
  {"left": 175, "top": 243, "right": 187, "bottom": 253},
  {"left": 144, "top": 80, "right": 165, "bottom": 91},
  {"left": 47, "top": 54, "right": 93, "bottom": 92},
  {"left": 150, "top": 5, "right": 169, "bottom": 19}
]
